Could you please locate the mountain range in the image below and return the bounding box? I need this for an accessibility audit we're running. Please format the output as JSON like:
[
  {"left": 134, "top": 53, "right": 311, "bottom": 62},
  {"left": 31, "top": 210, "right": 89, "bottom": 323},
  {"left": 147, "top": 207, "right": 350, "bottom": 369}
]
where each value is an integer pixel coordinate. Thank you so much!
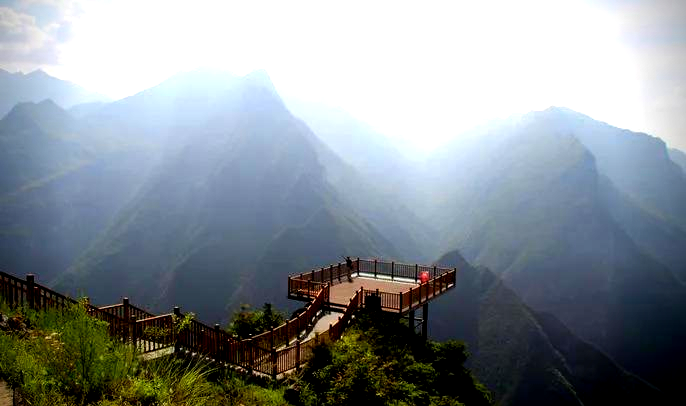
[
  {"left": 1, "top": 69, "right": 685, "bottom": 404},
  {"left": 0, "top": 69, "right": 109, "bottom": 118}
]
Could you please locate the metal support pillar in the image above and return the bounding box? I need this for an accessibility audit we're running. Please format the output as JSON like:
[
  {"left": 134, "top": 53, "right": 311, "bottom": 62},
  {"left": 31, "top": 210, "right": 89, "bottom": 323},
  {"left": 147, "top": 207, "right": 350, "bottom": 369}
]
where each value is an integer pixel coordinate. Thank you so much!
[{"left": 421, "top": 303, "right": 429, "bottom": 340}]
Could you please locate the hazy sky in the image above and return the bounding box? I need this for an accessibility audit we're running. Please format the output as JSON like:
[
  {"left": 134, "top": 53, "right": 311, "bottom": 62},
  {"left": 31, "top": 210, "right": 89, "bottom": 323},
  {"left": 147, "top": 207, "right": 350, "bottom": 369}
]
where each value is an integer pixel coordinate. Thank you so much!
[{"left": 1, "top": 0, "right": 685, "bottom": 152}]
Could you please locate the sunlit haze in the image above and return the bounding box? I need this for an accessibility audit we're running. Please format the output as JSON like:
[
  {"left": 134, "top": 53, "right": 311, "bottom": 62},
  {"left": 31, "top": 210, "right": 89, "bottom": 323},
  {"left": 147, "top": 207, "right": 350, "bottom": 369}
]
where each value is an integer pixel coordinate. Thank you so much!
[{"left": 2, "top": 0, "right": 685, "bottom": 152}]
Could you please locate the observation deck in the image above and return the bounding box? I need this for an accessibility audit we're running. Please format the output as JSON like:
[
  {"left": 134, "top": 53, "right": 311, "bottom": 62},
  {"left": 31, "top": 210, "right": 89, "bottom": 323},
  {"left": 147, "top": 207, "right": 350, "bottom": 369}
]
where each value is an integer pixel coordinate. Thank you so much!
[{"left": 288, "top": 258, "right": 456, "bottom": 312}]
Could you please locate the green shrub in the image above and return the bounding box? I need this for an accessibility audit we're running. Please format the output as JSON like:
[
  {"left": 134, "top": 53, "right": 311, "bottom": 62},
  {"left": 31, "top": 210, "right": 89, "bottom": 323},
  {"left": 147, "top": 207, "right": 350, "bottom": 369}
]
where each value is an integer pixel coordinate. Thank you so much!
[
  {"left": 0, "top": 301, "right": 137, "bottom": 405},
  {"left": 227, "top": 303, "right": 286, "bottom": 339},
  {"left": 297, "top": 309, "right": 493, "bottom": 406},
  {"left": 1, "top": 301, "right": 294, "bottom": 406}
]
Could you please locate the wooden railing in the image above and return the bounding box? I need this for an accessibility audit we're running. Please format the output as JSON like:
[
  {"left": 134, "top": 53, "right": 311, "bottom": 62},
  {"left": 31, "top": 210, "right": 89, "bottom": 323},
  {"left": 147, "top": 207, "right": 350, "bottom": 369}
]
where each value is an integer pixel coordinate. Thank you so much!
[
  {"left": 288, "top": 259, "right": 457, "bottom": 313},
  {"left": 1, "top": 258, "right": 457, "bottom": 378}
]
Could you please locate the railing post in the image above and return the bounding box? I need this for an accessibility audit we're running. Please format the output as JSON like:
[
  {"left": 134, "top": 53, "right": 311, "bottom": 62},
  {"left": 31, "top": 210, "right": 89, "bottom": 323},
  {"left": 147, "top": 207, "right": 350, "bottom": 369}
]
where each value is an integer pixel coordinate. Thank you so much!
[
  {"left": 214, "top": 324, "right": 221, "bottom": 362},
  {"left": 433, "top": 265, "right": 437, "bottom": 279},
  {"left": 131, "top": 316, "right": 138, "bottom": 350},
  {"left": 34, "top": 286, "right": 40, "bottom": 310},
  {"left": 270, "top": 327, "right": 275, "bottom": 349},
  {"left": 173, "top": 306, "right": 181, "bottom": 353},
  {"left": 329, "top": 265, "right": 333, "bottom": 285},
  {"left": 307, "top": 280, "right": 311, "bottom": 297},
  {"left": 296, "top": 340, "right": 301, "bottom": 370},
  {"left": 248, "top": 342, "right": 254, "bottom": 374},
  {"left": 285, "top": 319, "right": 290, "bottom": 345},
  {"left": 356, "top": 257, "right": 360, "bottom": 276},
  {"left": 320, "top": 267, "right": 325, "bottom": 283},
  {"left": 374, "top": 259, "right": 377, "bottom": 278},
  {"left": 311, "top": 269, "right": 315, "bottom": 281},
  {"left": 415, "top": 264, "right": 418, "bottom": 282},
  {"left": 337, "top": 263, "right": 341, "bottom": 282},
  {"left": 391, "top": 262, "right": 395, "bottom": 280},
  {"left": 123, "top": 297, "right": 130, "bottom": 340},
  {"left": 399, "top": 291, "right": 402, "bottom": 313},
  {"left": 26, "top": 274, "right": 35, "bottom": 310}
]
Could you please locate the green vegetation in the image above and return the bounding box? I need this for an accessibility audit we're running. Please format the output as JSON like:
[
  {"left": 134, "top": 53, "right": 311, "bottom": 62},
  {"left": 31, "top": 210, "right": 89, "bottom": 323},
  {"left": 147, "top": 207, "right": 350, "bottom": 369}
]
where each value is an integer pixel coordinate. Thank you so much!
[
  {"left": 1, "top": 300, "right": 492, "bottom": 406},
  {"left": 0, "top": 301, "right": 287, "bottom": 406},
  {"left": 293, "top": 310, "right": 493, "bottom": 406}
]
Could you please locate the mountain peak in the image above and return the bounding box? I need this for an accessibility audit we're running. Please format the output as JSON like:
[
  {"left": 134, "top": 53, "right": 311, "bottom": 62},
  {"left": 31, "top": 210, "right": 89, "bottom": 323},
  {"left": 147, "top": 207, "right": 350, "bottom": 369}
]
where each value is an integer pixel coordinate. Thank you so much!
[
  {"left": 243, "top": 69, "right": 276, "bottom": 90},
  {"left": 26, "top": 69, "right": 51, "bottom": 79},
  {"left": 3, "top": 99, "right": 75, "bottom": 134},
  {"left": 11, "top": 99, "right": 65, "bottom": 115},
  {"left": 529, "top": 106, "right": 591, "bottom": 123}
]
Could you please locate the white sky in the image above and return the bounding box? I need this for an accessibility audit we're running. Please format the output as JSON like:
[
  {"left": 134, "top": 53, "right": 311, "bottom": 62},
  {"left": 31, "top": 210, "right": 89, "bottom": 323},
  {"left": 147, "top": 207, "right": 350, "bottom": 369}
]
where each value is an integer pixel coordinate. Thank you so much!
[{"left": 2, "top": 0, "right": 685, "bottom": 152}]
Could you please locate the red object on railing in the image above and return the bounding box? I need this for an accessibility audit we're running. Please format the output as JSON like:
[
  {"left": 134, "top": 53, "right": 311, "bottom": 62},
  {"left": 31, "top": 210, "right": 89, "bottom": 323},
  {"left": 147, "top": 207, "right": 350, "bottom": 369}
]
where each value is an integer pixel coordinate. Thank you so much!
[{"left": 419, "top": 271, "right": 430, "bottom": 283}]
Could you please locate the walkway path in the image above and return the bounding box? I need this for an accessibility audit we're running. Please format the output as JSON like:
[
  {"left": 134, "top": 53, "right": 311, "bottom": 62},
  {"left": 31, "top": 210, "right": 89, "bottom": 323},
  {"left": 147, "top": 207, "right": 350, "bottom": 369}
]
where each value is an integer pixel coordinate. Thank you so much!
[
  {"left": 0, "top": 379, "right": 12, "bottom": 406},
  {"left": 304, "top": 312, "right": 341, "bottom": 341}
]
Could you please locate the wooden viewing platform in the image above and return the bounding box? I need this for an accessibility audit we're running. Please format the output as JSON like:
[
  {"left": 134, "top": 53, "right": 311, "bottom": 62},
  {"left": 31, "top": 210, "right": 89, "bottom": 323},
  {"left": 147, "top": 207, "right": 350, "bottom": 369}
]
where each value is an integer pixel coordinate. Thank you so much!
[
  {"left": 288, "top": 258, "right": 457, "bottom": 313},
  {"left": 288, "top": 258, "right": 457, "bottom": 338},
  {"left": 0, "top": 258, "right": 457, "bottom": 379}
]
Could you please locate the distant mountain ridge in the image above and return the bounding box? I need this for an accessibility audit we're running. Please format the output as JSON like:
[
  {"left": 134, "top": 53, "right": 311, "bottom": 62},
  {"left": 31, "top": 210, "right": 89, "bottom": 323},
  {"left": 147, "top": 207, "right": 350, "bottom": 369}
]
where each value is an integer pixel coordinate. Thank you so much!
[{"left": 0, "top": 68, "right": 110, "bottom": 118}]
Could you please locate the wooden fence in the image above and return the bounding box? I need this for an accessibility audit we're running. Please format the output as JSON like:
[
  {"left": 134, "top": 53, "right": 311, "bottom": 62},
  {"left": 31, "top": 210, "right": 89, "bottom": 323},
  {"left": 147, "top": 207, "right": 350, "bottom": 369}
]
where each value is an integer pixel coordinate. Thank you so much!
[{"left": 1, "top": 258, "right": 457, "bottom": 378}]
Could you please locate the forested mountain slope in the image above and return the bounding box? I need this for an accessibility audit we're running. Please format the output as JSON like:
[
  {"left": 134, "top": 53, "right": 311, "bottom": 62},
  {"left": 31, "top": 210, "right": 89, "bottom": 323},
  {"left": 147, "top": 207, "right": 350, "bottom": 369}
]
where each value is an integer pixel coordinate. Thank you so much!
[{"left": 430, "top": 250, "right": 664, "bottom": 406}]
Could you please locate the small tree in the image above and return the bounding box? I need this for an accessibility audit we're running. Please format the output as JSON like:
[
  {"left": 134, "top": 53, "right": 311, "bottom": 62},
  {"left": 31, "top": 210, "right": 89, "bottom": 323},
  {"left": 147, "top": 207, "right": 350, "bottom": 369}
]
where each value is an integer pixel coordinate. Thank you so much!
[{"left": 227, "top": 303, "right": 285, "bottom": 339}]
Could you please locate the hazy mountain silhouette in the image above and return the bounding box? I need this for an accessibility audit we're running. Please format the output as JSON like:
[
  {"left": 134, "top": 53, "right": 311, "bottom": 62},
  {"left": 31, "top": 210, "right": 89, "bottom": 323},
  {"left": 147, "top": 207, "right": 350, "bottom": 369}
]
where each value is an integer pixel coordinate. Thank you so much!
[
  {"left": 0, "top": 69, "right": 109, "bottom": 118},
  {"left": 669, "top": 147, "right": 686, "bottom": 173},
  {"left": 287, "top": 103, "right": 435, "bottom": 262},
  {"left": 0, "top": 100, "right": 86, "bottom": 195},
  {"left": 431, "top": 250, "right": 664, "bottom": 406},
  {"left": 55, "top": 70, "right": 401, "bottom": 321},
  {"left": 285, "top": 99, "right": 416, "bottom": 189},
  {"left": 426, "top": 108, "right": 686, "bottom": 393},
  {"left": 0, "top": 100, "right": 151, "bottom": 281},
  {"left": 536, "top": 107, "right": 686, "bottom": 231}
]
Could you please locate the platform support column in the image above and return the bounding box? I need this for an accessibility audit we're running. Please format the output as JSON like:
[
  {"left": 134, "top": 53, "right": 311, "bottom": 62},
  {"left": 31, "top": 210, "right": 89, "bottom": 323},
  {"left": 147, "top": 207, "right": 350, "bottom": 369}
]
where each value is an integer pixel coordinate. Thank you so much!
[
  {"left": 422, "top": 303, "right": 429, "bottom": 341},
  {"left": 26, "top": 274, "right": 35, "bottom": 310}
]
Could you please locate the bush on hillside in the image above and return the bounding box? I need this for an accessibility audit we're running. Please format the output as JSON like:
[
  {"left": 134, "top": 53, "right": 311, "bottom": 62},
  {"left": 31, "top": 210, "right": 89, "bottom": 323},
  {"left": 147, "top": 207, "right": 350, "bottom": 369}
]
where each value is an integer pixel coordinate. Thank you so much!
[
  {"left": 295, "top": 310, "right": 493, "bottom": 406},
  {"left": 227, "top": 302, "right": 286, "bottom": 338}
]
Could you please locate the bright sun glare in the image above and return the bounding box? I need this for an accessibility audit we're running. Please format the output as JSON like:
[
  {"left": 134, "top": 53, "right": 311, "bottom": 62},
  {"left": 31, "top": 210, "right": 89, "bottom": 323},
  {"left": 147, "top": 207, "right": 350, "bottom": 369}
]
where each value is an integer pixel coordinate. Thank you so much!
[{"left": 50, "top": 0, "right": 643, "bottom": 153}]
